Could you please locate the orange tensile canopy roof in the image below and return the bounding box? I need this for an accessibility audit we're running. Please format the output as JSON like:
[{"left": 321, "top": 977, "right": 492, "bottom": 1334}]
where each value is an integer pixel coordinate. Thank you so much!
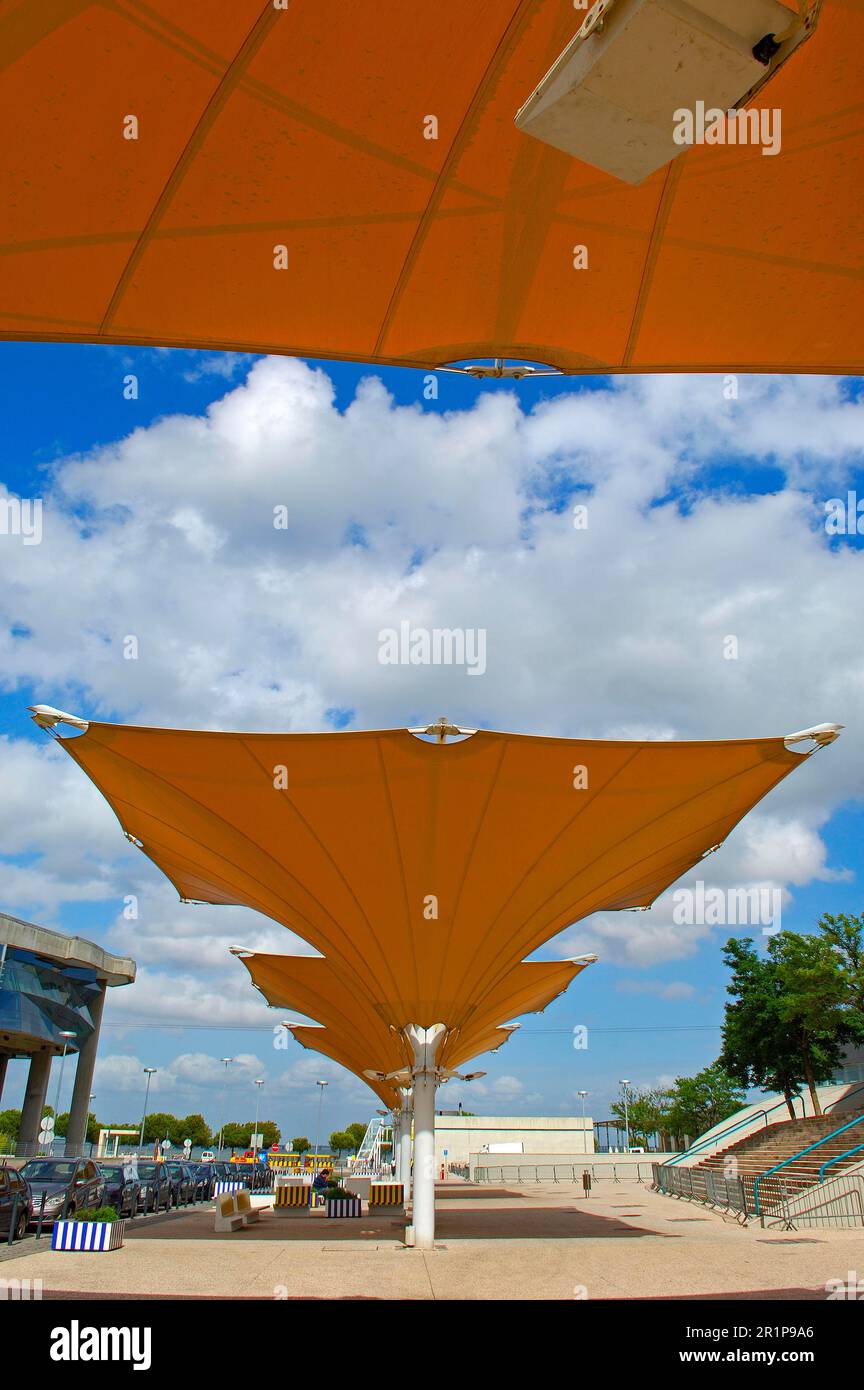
[
  {"left": 1, "top": 1, "right": 860, "bottom": 375},
  {"left": 239, "top": 950, "right": 588, "bottom": 1079},
  {"left": 55, "top": 721, "right": 814, "bottom": 1049}
]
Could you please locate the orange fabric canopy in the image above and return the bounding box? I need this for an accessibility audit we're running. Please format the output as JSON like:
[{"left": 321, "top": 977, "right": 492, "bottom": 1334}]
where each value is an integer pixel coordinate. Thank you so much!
[
  {"left": 240, "top": 950, "right": 587, "bottom": 1078},
  {"left": 1, "top": 1, "right": 860, "bottom": 374},
  {"left": 56, "top": 722, "right": 812, "bottom": 1050}
]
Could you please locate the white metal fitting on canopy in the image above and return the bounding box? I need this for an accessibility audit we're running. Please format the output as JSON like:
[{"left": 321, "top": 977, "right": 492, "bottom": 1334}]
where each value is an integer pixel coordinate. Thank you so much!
[
  {"left": 784, "top": 723, "right": 844, "bottom": 751},
  {"left": 28, "top": 704, "right": 89, "bottom": 732},
  {"left": 407, "top": 717, "right": 477, "bottom": 742}
]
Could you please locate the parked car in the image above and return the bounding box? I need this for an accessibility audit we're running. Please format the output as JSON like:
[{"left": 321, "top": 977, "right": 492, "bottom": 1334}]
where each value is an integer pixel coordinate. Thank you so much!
[
  {"left": 189, "top": 1162, "right": 215, "bottom": 1200},
  {"left": 188, "top": 1167, "right": 215, "bottom": 1200},
  {"left": 200, "top": 1150, "right": 215, "bottom": 1162},
  {"left": 0, "top": 1164, "right": 33, "bottom": 1240},
  {"left": 19, "top": 1157, "right": 105, "bottom": 1224},
  {"left": 135, "top": 1160, "right": 174, "bottom": 1212},
  {"left": 164, "top": 1161, "right": 197, "bottom": 1204},
  {"left": 96, "top": 1159, "right": 141, "bottom": 1216}
]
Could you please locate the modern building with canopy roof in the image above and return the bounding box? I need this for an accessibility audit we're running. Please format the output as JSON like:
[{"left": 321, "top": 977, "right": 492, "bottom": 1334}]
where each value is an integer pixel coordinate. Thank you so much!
[
  {"left": 0, "top": 1, "right": 860, "bottom": 377},
  {"left": 28, "top": 705, "right": 841, "bottom": 1245}
]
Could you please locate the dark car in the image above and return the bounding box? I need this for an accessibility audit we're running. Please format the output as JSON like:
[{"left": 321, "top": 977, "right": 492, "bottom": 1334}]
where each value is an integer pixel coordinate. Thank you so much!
[
  {"left": 188, "top": 1167, "right": 215, "bottom": 1200},
  {"left": 231, "top": 1162, "right": 258, "bottom": 1189},
  {"left": 164, "top": 1161, "right": 197, "bottom": 1205},
  {"left": 0, "top": 1164, "right": 32, "bottom": 1240},
  {"left": 189, "top": 1162, "right": 215, "bottom": 1200},
  {"left": 19, "top": 1157, "right": 105, "bottom": 1224},
  {"left": 96, "top": 1160, "right": 141, "bottom": 1217},
  {"left": 135, "top": 1160, "right": 174, "bottom": 1212}
]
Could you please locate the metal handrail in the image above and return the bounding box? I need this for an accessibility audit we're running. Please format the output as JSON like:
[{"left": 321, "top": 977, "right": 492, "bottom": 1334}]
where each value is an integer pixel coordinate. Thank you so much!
[
  {"left": 753, "top": 1112, "right": 864, "bottom": 1213},
  {"left": 664, "top": 1092, "right": 804, "bottom": 1167},
  {"left": 819, "top": 1141, "right": 864, "bottom": 1182},
  {"left": 825, "top": 1079, "right": 864, "bottom": 1113}
]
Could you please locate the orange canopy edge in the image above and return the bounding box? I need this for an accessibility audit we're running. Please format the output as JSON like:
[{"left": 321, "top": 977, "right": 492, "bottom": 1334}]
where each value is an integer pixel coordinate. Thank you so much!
[
  {"left": 52, "top": 722, "right": 814, "bottom": 1070},
  {"left": 0, "top": 1, "right": 860, "bottom": 375}
]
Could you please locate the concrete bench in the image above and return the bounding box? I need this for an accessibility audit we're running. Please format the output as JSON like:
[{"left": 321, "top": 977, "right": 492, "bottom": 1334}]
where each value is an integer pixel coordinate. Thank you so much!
[
  {"left": 235, "top": 1188, "right": 270, "bottom": 1225},
  {"left": 273, "top": 1186, "right": 312, "bottom": 1218},
  {"left": 214, "top": 1193, "right": 244, "bottom": 1233},
  {"left": 369, "top": 1183, "right": 404, "bottom": 1210}
]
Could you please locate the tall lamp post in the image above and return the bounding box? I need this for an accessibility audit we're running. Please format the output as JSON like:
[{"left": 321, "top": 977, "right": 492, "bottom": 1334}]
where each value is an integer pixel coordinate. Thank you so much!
[
  {"left": 138, "top": 1067, "right": 157, "bottom": 1152},
  {"left": 216, "top": 1057, "right": 232, "bottom": 1158},
  {"left": 314, "top": 1079, "right": 328, "bottom": 1172},
  {"left": 619, "top": 1079, "right": 631, "bottom": 1152},
  {"left": 51, "top": 1030, "right": 76, "bottom": 1153},
  {"left": 252, "top": 1078, "right": 264, "bottom": 1162},
  {"left": 577, "top": 1090, "right": 588, "bottom": 1152}
]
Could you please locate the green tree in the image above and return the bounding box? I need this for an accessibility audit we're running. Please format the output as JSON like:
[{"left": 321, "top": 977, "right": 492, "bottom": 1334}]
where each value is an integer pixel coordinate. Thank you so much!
[
  {"left": 258, "top": 1121, "right": 280, "bottom": 1149},
  {"left": 771, "top": 930, "right": 854, "bottom": 1115},
  {"left": 178, "top": 1114, "right": 211, "bottom": 1148},
  {"left": 610, "top": 1087, "right": 671, "bottom": 1149},
  {"left": 329, "top": 1129, "right": 353, "bottom": 1158},
  {"left": 818, "top": 911, "right": 864, "bottom": 1016},
  {"left": 141, "top": 1112, "right": 181, "bottom": 1146},
  {"left": 55, "top": 1111, "right": 100, "bottom": 1144},
  {"left": 721, "top": 937, "right": 804, "bottom": 1118},
  {"left": 0, "top": 1109, "right": 21, "bottom": 1143},
  {"left": 292, "top": 1136, "right": 311, "bottom": 1156},
  {"left": 221, "top": 1119, "right": 280, "bottom": 1149},
  {"left": 665, "top": 1063, "right": 745, "bottom": 1144},
  {"left": 344, "top": 1122, "right": 367, "bottom": 1152}
]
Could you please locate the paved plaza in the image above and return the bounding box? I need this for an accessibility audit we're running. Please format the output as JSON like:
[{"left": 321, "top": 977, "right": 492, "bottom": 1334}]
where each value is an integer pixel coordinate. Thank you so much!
[{"left": 3, "top": 1180, "right": 861, "bottom": 1301}]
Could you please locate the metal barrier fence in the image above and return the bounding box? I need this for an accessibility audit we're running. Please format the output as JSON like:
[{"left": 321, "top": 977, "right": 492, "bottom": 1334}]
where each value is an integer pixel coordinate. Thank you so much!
[
  {"left": 652, "top": 1161, "right": 746, "bottom": 1215},
  {"left": 472, "top": 1160, "right": 658, "bottom": 1185},
  {"left": 651, "top": 1161, "right": 864, "bottom": 1228}
]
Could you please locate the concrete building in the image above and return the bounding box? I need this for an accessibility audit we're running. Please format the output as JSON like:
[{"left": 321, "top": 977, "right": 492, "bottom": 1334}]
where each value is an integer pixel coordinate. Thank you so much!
[
  {"left": 434, "top": 1113, "right": 593, "bottom": 1167},
  {"left": 0, "top": 913, "right": 135, "bottom": 1156},
  {"left": 834, "top": 1045, "right": 864, "bottom": 1086}
]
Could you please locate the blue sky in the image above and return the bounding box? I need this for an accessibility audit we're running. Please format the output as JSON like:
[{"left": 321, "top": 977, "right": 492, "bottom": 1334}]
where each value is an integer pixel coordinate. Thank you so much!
[{"left": 1, "top": 344, "right": 862, "bottom": 1142}]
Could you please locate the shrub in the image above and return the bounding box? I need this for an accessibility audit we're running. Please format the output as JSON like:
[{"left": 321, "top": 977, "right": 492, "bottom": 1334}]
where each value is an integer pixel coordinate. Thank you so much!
[
  {"left": 324, "top": 1185, "right": 352, "bottom": 1201},
  {"left": 74, "top": 1206, "right": 120, "bottom": 1224}
]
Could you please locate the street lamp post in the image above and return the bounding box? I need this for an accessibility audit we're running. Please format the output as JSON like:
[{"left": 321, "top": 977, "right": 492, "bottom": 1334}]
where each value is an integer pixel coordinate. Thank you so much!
[
  {"left": 620, "top": 1079, "right": 631, "bottom": 1152},
  {"left": 138, "top": 1068, "right": 157, "bottom": 1152},
  {"left": 51, "top": 1030, "right": 76, "bottom": 1153},
  {"left": 216, "top": 1058, "right": 232, "bottom": 1158},
  {"left": 252, "top": 1078, "right": 264, "bottom": 1162},
  {"left": 314, "top": 1080, "right": 328, "bottom": 1172},
  {"left": 577, "top": 1090, "right": 588, "bottom": 1152}
]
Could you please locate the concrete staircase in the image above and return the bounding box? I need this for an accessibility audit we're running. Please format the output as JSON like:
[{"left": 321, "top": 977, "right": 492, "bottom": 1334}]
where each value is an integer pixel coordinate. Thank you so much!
[{"left": 694, "top": 1115, "right": 864, "bottom": 1205}]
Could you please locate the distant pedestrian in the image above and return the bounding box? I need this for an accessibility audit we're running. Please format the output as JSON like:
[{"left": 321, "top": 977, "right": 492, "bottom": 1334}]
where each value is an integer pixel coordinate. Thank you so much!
[{"left": 582, "top": 1169, "right": 592, "bottom": 1199}]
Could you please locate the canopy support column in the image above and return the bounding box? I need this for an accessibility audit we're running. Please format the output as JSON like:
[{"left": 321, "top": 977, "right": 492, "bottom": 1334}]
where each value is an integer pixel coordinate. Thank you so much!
[
  {"left": 405, "top": 1024, "right": 446, "bottom": 1250},
  {"left": 399, "top": 1087, "right": 412, "bottom": 1207},
  {"left": 392, "top": 1109, "right": 402, "bottom": 1184}
]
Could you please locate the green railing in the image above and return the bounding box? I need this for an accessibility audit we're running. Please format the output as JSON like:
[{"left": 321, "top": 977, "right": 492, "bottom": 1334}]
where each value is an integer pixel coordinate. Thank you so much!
[
  {"left": 664, "top": 1093, "right": 804, "bottom": 1167},
  {"left": 819, "top": 1141, "right": 864, "bottom": 1183},
  {"left": 753, "top": 1112, "right": 864, "bottom": 1213},
  {"left": 665, "top": 1080, "right": 864, "bottom": 1171}
]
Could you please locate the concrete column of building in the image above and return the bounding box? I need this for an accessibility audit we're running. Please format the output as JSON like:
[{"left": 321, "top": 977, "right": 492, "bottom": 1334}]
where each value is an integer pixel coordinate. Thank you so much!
[
  {"left": 0, "top": 1054, "right": 8, "bottom": 1109},
  {"left": 16, "top": 1049, "right": 53, "bottom": 1157},
  {"left": 405, "top": 1024, "right": 446, "bottom": 1250},
  {"left": 399, "top": 1088, "right": 412, "bottom": 1205},
  {"left": 65, "top": 981, "right": 106, "bottom": 1156},
  {"left": 392, "top": 1110, "right": 402, "bottom": 1184}
]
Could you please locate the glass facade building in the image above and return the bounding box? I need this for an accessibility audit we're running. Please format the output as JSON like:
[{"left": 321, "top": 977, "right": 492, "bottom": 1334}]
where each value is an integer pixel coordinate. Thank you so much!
[{"left": 0, "top": 945, "right": 100, "bottom": 1055}]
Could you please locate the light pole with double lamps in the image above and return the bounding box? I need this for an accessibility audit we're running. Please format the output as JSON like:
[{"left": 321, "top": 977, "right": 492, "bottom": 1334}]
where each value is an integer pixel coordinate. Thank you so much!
[{"left": 138, "top": 1067, "right": 157, "bottom": 1152}]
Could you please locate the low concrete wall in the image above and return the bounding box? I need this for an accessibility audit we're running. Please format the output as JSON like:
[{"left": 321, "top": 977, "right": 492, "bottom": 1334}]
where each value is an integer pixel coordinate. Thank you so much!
[{"left": 468, "top": 1152, "right": 679, "bottom": 1182}]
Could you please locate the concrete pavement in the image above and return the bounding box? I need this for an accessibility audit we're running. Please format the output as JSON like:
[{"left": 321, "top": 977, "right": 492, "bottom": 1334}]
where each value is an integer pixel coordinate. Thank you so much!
[{"left": 2, "top": 1180, "right": 862, "bottom": 1300}]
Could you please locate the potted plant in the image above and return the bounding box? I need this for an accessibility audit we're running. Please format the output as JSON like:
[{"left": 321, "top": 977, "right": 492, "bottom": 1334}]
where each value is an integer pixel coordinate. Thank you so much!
[
  {"left": 52, "top": 1205, "right": 126, "bottom": 1252},
  {"left": 323, "top": 1184, "right": 362, "bottom": 1218}
]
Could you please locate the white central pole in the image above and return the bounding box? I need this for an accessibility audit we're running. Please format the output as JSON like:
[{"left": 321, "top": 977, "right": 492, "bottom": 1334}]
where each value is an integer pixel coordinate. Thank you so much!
[
  {"left": 399, "top": 1089, "right": 412, "bottom": 1205},
  {"left": 405, "top": 1024, "right": 446, "bottom": 1250}
]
